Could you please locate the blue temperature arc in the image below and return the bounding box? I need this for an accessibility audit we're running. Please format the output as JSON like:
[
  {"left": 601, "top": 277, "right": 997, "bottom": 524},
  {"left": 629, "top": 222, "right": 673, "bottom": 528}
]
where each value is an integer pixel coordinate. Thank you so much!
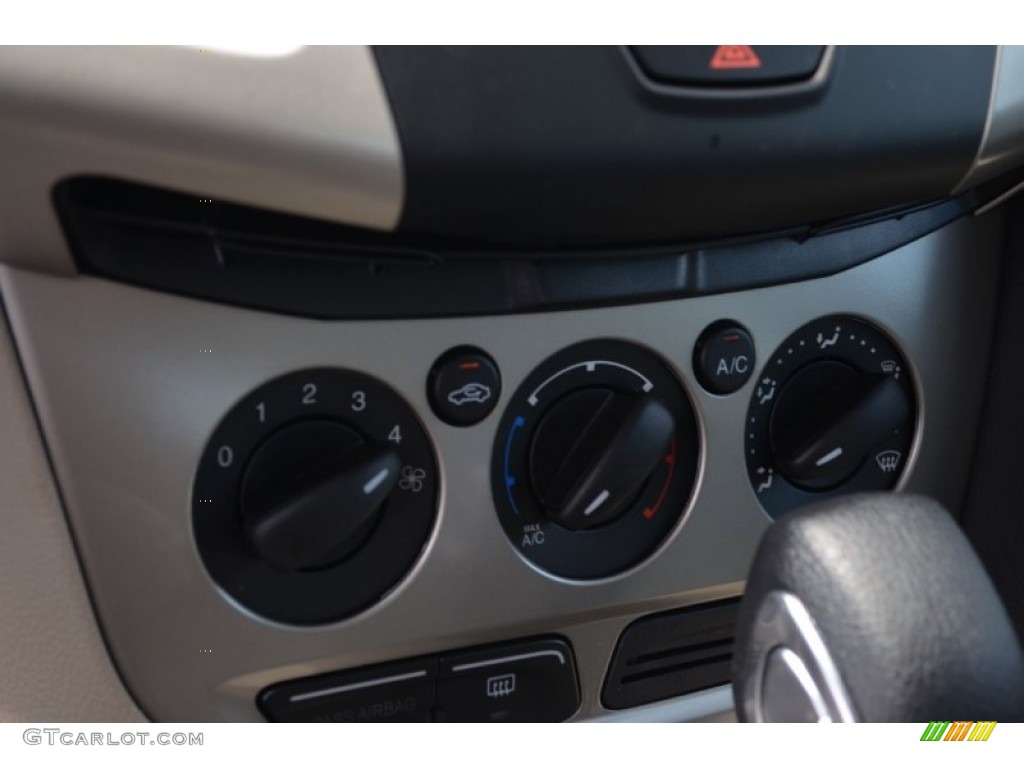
[{"left": 504, "top": 416, "right": 525, "bottom": 514}]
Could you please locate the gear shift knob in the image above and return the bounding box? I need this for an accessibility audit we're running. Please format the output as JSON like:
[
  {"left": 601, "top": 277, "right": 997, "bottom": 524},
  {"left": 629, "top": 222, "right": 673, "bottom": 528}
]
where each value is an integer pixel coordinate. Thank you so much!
[{"left": 733, "top": 493, "right": 1024, "bottom": 722}]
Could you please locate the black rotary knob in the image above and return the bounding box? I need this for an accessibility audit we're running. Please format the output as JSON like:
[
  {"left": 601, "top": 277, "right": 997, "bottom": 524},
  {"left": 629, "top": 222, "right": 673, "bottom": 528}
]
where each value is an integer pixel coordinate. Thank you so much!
[
  {"left": 492, "top": 339, "right": 699, "bottom": 580},
  {"left": 745, "top": 316, "right": 917, "bottom": 519},
  {"left": 194, "top": 367, "right": 437, "bottom": 624},
  {"left": 768, "top": 361, "right": 910, "bottom": 491},
  {"left": 528, "top": 389, "right": 675, "bottom": 531},
  {"left": 240, "top": 420, "right": 401, "bottom": 571}
]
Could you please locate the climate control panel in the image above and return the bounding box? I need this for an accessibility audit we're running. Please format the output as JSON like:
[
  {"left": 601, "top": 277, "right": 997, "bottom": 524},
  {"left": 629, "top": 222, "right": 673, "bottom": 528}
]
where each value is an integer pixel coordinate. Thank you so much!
[
  {"left": 192, "top": 321, "right": 919, "bottom": 621},
  {"left": 3, "top": 210, "right": 995, "bottom": 722}
]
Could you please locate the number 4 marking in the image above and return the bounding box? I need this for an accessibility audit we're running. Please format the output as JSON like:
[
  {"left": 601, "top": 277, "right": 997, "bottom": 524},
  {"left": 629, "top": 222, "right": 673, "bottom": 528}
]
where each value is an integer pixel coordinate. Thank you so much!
[{"left": 388, "top": 425, "right": 402, "bottom": 443}]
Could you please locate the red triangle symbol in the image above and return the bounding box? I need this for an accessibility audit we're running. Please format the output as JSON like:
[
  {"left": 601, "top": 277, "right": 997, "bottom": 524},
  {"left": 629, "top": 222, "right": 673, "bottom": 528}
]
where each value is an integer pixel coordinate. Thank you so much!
[{"left": 709, "top": 45, "right": 762, "bottom": 70}]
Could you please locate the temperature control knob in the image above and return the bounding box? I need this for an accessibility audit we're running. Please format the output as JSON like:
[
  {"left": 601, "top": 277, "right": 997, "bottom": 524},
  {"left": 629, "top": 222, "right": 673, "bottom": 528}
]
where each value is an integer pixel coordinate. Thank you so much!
[
  {"left": 529, "top": 390, "right": 675, "bottom": 530},
  {"left": 492, "top": 340, "right": 700, "bottom": 580}
]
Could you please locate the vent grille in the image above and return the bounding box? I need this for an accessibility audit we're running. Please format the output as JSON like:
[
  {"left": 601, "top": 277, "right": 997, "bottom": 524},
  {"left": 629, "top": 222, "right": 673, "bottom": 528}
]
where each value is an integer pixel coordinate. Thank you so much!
[
  {"left": 53, "top": 177, "right": 964, "bottom": 321},
  {"left": 602, "top": 598, "right": 740, "bottom": 711}
]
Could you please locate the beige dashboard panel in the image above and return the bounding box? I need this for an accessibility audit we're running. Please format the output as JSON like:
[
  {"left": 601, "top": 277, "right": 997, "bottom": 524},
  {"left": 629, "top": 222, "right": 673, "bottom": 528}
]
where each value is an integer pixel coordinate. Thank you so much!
[
  {"left": 0, "top": 311, "right": 144, "bottom": 722},
  {"left": 0, "top": 45, "right": 402, "bottom": 275}
]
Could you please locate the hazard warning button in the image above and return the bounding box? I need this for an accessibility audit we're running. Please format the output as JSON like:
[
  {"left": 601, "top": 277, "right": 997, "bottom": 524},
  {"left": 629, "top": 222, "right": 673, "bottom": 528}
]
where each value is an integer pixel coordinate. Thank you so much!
[{"left": 631, "top": 46, "right": 825, "bottom": 87}]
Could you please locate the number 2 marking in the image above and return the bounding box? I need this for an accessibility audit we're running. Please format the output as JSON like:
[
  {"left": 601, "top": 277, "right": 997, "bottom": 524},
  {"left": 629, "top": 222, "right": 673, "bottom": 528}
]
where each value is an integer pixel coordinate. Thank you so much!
[{"left": 302, "top": 383, "right": 317, "bottom": 405}]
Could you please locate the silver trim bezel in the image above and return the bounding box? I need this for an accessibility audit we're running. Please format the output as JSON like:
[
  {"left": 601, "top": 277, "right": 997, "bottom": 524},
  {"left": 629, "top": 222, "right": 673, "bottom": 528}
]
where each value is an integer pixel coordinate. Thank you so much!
[{"left": 0, "top": 212, "right": 1002, "bottom": 722}]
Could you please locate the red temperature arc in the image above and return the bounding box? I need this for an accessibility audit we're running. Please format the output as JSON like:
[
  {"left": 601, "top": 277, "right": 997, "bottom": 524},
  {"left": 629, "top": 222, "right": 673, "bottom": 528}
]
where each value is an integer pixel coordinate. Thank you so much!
[{"left": 643, "top": 438, "right": 677, "bottom": 520}]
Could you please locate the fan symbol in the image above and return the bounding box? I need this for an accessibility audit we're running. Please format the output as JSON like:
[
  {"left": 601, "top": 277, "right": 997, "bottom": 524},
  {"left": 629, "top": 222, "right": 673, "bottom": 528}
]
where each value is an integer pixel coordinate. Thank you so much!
[{"left": 399, "top": 466, "right": 426, "bottom": 493}]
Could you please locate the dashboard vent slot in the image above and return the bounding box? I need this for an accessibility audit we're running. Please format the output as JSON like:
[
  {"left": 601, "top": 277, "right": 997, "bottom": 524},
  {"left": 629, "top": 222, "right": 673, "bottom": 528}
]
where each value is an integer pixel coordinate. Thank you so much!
[
  {"left": 602, "top": 597, "right": 740, "bottom": 710},
  {"left": 54, "top": 176, "right": 972, "bottom": 320}
]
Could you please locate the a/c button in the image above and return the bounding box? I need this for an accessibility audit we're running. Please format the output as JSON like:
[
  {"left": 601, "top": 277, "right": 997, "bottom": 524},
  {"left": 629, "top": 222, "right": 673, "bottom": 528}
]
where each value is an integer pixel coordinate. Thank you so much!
[{"left": 694, "top": 321, "right": 756, "bottom": 395}]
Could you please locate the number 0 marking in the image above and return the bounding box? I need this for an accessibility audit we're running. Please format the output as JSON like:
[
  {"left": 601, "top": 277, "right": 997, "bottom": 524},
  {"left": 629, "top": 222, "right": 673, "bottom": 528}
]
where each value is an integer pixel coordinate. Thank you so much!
[
  {"left": 217, "top": 445, "right": 233, "bottom": 467},
  {"left": 302, "top": 383, "right": 317, "bottom": 405}
]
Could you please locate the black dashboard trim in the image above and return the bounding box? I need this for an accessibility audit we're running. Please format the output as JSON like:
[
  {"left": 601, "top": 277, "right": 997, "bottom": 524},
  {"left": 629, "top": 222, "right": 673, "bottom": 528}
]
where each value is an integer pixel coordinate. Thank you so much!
[
  {"left": 373, "top": 45, "right": 994, "bottom": 247},
  {"left": 56, "top": 176, "right": 978, "bottom": 320}
]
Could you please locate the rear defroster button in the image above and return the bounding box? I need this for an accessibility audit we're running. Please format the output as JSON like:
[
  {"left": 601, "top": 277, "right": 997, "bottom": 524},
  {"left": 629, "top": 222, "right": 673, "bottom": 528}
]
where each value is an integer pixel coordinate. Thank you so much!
[
  {"left": 437, "top": 637, "right": 580, "bottom": 722},
  {"left": 428, "top": 346, "right": 501, "bottom": 426}
]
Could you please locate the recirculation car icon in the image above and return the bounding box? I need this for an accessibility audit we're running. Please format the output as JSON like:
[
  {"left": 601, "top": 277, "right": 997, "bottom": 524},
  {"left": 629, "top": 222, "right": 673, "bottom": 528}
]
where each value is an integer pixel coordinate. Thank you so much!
[{"left": 447, "top": 382, "right": 493, "bottom": 406}]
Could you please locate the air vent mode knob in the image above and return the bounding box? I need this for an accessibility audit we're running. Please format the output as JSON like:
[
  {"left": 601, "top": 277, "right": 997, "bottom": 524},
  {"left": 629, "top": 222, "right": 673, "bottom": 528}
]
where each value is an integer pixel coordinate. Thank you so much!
[
  {"left": 769, "top": 362, "right": 910, "bottom": 491},
  {"left": 745, "top": 316, "right": 916, "bottom": 519}
]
